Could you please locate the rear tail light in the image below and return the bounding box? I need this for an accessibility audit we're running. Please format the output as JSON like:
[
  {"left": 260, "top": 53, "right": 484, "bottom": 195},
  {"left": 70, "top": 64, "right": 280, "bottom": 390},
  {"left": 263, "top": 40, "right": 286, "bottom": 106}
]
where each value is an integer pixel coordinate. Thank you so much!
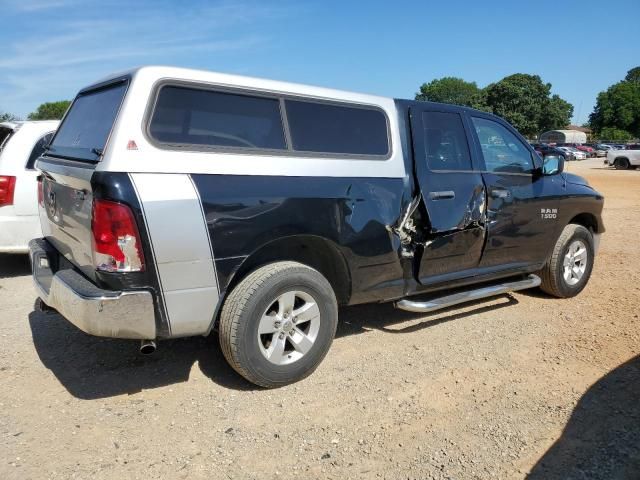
[
  {"left": 91, "top": 199, "right": 145, "bottom": 272},
  {"left": 0, "top": 175, "right": 16, "bottom": 207}
]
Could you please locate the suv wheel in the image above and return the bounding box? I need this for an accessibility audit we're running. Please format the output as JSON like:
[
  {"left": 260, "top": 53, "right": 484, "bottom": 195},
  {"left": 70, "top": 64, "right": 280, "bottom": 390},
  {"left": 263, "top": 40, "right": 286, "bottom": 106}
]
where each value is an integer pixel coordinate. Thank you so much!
[
  {"left": 615, "top": 158, "right": 630, "bottom": 170},
  {"left": 219, "top": 261, "right": 338, "bottom": 388},
  {"left": 538, "top": 224, "right": 594, "bottom": 298}
]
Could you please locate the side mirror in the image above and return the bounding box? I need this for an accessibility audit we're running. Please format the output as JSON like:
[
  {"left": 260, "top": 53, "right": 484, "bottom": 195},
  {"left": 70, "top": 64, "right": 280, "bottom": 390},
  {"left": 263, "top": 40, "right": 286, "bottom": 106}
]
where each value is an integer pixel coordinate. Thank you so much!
[{"left": 542, "top": 155, "right": 564, "bottom": 175}]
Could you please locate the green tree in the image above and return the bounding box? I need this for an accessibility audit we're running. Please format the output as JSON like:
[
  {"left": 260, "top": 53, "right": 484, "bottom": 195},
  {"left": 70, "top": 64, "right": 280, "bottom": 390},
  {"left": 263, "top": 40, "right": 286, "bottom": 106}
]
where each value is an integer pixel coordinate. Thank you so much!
[
  {"left": 598, "top": 127, "right": 633, "bottom": 142},
  {"left": 0, "top": 111, "right": 20, "bottom": 122},
  {"left": 485, "top": 74, "right": 560, "bottom": 137},
  {"left": 589, "top": 67, "right": 640, "bottom": 137},
  {"left": 539, "top": 94, "right": 574, "bottom": 133},
  {"left": 415, "top": 77, "right": 488, "bottom": 110},
  {"left": 625, "top": 66, "right": 640, "bottom": 84},
  {"left": 28, "top": 100, "right": 71, "bottom": 120}
]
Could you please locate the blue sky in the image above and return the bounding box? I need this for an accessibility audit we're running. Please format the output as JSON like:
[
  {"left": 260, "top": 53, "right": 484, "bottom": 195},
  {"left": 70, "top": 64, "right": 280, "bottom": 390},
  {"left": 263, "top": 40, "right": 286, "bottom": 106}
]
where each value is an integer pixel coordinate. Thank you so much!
[{"left": 1, "top": 0, "right": 638, "bottom": 124}]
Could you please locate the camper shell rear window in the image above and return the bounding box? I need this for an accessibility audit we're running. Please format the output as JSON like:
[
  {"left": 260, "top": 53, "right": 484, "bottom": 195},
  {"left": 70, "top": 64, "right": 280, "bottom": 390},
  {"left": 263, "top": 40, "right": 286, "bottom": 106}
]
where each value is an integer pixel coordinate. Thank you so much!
[
  {"left": 147, "top": 82, "right": 391, "bottom": 159},
  {"left": 48, "top": 80, "right": 128, "bottom": 162}
]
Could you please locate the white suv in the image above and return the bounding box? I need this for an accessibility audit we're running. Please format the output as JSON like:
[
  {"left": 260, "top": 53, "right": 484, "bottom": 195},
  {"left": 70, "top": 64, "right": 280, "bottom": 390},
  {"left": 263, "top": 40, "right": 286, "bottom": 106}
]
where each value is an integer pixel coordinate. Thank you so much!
[{"left": 0, "top": 120, "right": 59, "bottom": 253}]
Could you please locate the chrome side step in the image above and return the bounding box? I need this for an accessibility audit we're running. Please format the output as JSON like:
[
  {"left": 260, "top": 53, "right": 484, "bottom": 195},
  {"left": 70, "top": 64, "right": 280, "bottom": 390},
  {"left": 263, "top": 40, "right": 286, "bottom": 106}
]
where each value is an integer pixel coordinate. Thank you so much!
[{"left": 394, "top": 274, "right": 541, "bottom": 314}]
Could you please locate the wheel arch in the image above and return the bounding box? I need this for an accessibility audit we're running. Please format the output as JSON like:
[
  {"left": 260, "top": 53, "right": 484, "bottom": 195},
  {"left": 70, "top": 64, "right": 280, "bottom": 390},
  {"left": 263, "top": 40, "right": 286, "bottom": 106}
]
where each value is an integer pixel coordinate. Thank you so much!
[
  {"left": 569, "top": 212, "right": 600, "bottom": 234},
  {"left": 220, "top": 234, "right": 352, "bottom": 312}
]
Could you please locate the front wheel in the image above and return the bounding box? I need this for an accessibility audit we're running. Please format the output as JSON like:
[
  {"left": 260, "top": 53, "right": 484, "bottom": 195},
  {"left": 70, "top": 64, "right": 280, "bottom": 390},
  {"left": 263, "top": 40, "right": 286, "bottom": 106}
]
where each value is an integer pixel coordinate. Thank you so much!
[
  {"left": 538, "top": 224, "right": 594, "bottom": 298},
  {"left": 218, "top": 261, "right": 338, "bottom": 388}
]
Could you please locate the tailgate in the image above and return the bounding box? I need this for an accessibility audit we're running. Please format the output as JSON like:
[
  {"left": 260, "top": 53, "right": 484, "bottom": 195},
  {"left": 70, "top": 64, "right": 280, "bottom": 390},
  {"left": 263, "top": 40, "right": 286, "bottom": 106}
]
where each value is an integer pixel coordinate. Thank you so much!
[
  {"left": 36, "top": 79, "right": 128, "bottom": 280},
  {"left": 39, "top": 160, "right": 96, "bottom": 279}
]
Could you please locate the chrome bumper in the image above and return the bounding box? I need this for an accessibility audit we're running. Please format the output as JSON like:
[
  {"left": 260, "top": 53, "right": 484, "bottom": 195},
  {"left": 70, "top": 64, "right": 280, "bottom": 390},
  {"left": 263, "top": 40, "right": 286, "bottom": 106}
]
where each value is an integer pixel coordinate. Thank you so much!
[{"left": 29, "top": 238, "right": 156, "bottom": 340}]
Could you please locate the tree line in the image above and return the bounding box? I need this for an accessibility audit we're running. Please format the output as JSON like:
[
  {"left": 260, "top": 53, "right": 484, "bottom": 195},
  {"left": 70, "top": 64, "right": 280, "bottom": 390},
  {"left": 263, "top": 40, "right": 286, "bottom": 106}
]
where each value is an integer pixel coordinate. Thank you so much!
[
  {"left": 1, "top": 101, "right": 71, "bottom": 123},
  {"left": 589, "top": 67, "right": 640, "bottom": 141},
  {"left": 416, "top": 67, "right": 640, "bottom": 141}
]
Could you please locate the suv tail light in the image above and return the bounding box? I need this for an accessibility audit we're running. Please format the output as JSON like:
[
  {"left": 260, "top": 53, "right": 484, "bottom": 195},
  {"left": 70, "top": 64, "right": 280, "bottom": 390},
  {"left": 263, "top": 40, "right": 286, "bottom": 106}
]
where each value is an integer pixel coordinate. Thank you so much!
[
  {"left": 91, "top": 199, "right": 145, "bottom": 272},
  {"left": 0, "top": 175, "right": 16, "bottom": 207}
]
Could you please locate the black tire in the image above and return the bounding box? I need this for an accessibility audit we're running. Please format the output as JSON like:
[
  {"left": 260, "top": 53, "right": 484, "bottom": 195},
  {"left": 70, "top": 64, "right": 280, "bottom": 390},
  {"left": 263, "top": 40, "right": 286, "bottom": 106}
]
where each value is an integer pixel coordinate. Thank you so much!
[
  {"left": 219, "top": 261, "right": 338, "bottom": 388},
  {"left": 538, "top": 224, "right": 594, "bottom": 298},
  {"left": 615, "top": 158, "right": 630, "bottom": 170}
]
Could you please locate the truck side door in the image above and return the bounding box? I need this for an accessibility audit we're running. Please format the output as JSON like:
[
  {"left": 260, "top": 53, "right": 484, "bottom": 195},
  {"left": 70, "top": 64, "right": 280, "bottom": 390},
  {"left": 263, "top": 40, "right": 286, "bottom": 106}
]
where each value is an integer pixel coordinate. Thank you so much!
[
  {"left": 467, "top": 114, "right": 550, "bottom": 268},
  {"left": 409, "top": 104, "right": 487, "bottom": 284}
]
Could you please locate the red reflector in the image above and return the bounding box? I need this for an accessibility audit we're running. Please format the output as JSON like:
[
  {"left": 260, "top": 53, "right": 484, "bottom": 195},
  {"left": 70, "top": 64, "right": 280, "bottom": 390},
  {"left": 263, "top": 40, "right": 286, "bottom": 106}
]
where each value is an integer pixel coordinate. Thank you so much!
[
  {"left": 91, "top": 199, "right": 145, "bottom": 272},
  {"left": 0, "top": 175, "right": 17, "bottom": 207}
]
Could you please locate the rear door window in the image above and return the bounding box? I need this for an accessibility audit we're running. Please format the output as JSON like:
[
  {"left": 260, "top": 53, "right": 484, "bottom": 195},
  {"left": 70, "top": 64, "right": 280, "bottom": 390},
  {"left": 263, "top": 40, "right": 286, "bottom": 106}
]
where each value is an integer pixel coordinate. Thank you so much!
[
  {"left": 149, "top": 86, "right": 287, "bottom": 150},
  {"left": 49, "top": 81, "right": 127, "bottom": 162},
  {"left": 421, "top": 111, "right": 472, "bottom": 171},
  {"left": 284, "top": 100, "right": 389, "bottom": 156}
]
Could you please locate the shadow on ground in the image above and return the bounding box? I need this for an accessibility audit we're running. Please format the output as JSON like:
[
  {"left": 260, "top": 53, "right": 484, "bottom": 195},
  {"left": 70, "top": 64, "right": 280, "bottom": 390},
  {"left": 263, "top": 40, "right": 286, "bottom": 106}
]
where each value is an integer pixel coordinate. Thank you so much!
[
  {"left": 528, "top": 354, "right": 640, "bottom": 479},
  {"left": 0, "top": 254, "right": 31, "bottom": 279},
  {"left": 29, "top": 294, "right": 517, "bottom": 399},
  {"left": 28, "top": 310, "right": 253, "bottom": 399}
]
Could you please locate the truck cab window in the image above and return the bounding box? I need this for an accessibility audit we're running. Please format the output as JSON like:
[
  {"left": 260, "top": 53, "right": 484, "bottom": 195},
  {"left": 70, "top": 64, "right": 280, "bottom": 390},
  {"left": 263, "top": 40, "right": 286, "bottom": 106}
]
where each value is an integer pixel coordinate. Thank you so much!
[
  {"left": 471, "top": 117, "right": 534, "bottom": 174},
  {"left": 422, "top": 111, "right": 472, "bottom": 171}
]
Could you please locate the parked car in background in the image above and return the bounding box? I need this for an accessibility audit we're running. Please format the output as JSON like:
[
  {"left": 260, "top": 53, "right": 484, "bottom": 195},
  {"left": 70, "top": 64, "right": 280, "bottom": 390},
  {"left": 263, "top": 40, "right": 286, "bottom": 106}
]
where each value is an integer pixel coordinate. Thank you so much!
[
  {"left": 596, "top": 144, "right": 614, "bottom": 155},
  {"left": 562, "top": 143, "right": 596, "bottom": 158},
  {"left": 0, "top": 120, "right": 59, "bottom": 253},
  {"left": 531, "top": 143, "right": 568, "bottom": 161},
  {"left": 605, "top": 146, "right": 640, "bottom": 169},
  {"left": 585, "top": 143, "right": 607, "bottom": 157},
  {"left": 594, "top": 147, "right": 607, "bottom": 157},
  {"left": 557, "top": 146, "right": 586, "bottom": 160}
]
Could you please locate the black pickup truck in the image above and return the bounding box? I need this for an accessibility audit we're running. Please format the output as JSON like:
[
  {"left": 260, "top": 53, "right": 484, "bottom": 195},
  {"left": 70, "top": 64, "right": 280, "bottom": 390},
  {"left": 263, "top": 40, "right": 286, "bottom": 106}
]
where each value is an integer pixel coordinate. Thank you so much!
[{"left": 30, "top": 66, "right": 604, "bottom": 387}]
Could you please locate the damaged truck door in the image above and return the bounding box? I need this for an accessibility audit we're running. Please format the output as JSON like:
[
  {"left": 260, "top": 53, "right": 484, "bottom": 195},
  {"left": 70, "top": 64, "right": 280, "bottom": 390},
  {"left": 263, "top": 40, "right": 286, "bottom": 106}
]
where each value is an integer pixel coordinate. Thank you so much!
[{"left": 409, "top": 104, "right": 487, "bottom": 284}]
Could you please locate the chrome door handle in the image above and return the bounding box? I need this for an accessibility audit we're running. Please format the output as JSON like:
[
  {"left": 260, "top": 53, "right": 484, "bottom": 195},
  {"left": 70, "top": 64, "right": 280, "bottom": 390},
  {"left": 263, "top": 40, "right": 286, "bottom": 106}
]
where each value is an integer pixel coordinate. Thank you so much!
[
  {"left": 490, "top": 189, "right": 511, "bottom": 199},
  {"left": 428, "top": 190, "right": 455, "bottom": 200}
]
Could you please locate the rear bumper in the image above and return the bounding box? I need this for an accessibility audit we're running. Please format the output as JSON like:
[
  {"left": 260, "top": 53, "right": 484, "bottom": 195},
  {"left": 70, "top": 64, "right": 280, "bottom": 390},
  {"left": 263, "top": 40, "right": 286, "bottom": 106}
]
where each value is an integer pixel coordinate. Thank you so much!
[{"left": 29, "top": 238, "right": 156, "bottom": 339}]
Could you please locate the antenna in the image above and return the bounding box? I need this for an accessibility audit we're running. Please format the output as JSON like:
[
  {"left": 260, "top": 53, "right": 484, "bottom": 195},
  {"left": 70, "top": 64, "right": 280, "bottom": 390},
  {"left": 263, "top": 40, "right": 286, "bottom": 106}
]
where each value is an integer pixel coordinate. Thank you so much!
[{"left": 575, "top": 100, "right": 583, "bottom": 128}]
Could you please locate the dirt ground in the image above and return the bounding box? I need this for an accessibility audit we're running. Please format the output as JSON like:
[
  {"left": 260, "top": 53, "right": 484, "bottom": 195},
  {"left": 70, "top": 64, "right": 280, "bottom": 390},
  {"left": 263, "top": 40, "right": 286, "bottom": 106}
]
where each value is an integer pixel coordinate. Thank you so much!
[{"left": 1, "top": 158, "right": 639, "bottom": 480}]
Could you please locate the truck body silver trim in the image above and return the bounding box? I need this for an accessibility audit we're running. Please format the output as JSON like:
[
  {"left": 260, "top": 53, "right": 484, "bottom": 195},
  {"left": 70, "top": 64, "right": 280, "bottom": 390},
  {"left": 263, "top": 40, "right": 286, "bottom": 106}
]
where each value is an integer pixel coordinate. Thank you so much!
[{"left": 130, "top": 173, "right": 219, "bottom": 337}]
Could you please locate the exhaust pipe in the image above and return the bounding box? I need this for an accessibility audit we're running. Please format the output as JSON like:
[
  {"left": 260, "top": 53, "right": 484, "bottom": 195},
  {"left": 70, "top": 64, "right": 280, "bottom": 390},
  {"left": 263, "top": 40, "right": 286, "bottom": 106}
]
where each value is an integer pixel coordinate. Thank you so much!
[
  {"left": 140, "top": 339, "right": 156, "bottom": 355},
  {"left": 35, "top": 297, "right": 57, "bottom": 314}
]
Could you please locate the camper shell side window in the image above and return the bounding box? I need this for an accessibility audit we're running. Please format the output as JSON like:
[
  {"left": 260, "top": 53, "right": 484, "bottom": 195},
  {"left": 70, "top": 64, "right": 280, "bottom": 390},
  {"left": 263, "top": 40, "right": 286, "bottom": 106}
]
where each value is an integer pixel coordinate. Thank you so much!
[{"left": 145, "top": 81, "right": 392, "bottom": 160}]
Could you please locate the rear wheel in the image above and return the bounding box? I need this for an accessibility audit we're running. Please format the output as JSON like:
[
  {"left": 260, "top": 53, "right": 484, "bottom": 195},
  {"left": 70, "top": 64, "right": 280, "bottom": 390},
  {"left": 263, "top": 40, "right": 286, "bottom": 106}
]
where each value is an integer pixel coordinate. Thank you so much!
[
  {"left": 615, "top": 158, "right": 630, "bottom": 170},
  {"left": 219, "top": 261, "right": 338, "bottom": 388},
  {"left": 538, "top": 224, "right": 594, "bottom": 298}
]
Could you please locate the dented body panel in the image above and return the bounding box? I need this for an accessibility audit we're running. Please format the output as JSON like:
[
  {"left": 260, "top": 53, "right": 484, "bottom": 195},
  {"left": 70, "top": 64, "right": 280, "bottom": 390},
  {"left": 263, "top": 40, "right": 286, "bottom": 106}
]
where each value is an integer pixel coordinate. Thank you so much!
[{"left": 192, "top": 174, "right": 408, "bottom": 306}]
